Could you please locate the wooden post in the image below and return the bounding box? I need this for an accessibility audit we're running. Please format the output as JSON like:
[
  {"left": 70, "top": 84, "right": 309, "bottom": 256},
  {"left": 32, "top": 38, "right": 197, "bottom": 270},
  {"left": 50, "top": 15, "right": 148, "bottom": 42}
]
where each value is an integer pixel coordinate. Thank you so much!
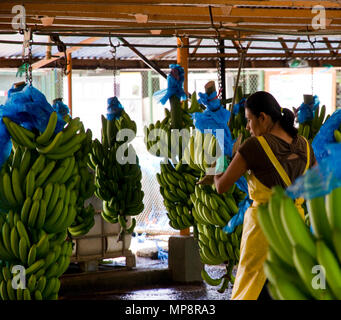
[
  {"left": 67, "top": 52, "right": 72, "bottom": 116},
  {"left": 177, "top": 37, "right": 190, "bottom": 236},
  {"left": 177, "top": 37, "right": 189, "bottom": 94},
  {"left": 219, "top": 39, "right": 226, "bottom": 104}
]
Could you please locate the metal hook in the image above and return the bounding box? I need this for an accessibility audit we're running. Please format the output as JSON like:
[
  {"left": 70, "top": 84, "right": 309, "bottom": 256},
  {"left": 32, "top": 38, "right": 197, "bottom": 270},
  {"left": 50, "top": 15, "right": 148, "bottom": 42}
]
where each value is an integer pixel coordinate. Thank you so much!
[{"left": 109, "top": 33, "right": 120, "bottom": 52}]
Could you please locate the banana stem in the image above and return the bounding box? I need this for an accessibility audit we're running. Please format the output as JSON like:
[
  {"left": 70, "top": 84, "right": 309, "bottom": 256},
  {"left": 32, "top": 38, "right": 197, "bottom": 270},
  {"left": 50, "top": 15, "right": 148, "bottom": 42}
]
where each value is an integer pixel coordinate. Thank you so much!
[{"left": 170, "top": 95, "right": 182, "bottom": 130}]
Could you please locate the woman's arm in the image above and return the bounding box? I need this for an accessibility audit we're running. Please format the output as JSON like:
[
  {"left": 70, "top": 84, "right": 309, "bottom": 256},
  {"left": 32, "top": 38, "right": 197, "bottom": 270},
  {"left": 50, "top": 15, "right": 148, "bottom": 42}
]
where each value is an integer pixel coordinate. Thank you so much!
[{"left": 214, "top": 151, "right": 248, "bottom": 194}]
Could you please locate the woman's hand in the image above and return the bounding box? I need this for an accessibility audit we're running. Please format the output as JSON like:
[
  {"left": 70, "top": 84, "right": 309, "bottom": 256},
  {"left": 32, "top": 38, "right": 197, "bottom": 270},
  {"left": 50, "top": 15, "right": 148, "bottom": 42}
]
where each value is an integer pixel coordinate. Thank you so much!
[{"left": 196, "top": 174, "right": 214, "bottom": 185}]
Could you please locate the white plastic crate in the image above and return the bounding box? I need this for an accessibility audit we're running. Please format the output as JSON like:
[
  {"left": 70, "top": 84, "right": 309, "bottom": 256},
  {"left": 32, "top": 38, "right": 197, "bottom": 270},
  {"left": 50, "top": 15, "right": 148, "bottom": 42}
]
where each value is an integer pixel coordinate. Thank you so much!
[
  {"left": 106, "top": 234, "right": 132, "bottom": 253},
  {"left": 70, "top": 209, "right": 134, "bottom": 266}
]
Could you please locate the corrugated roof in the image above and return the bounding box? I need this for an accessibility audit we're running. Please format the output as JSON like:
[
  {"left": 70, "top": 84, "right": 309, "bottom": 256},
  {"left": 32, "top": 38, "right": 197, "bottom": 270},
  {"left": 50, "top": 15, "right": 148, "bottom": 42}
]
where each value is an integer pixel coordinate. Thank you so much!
[{"left": 1, "top": 33, "right": 341, "bottom": 69}]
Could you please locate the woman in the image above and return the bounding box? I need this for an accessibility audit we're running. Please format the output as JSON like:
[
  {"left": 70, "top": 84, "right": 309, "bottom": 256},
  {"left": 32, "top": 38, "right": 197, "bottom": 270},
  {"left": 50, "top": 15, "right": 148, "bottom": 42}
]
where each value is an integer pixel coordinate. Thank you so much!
[{"left": 213, "top": 91, "right": 316, "bottom": 300}]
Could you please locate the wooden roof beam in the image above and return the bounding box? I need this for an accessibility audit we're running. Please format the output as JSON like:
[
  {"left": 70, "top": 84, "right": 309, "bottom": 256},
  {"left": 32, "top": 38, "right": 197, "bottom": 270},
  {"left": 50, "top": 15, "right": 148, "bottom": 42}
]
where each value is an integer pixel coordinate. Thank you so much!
[
  {"left": 278, "top": 36, "right": 301, "bottom": 57},
  {"left": 191, "top": 39, "right": 202, "bottom": 56},
  {"left": 4, "top": 1, "right": 341, "bottom": 7},
  {"left": 2, "top": 4, "right": 341, "bottom": 20},
  {"left": 3, "top": 12, "right": 341, "bottom": 25}
]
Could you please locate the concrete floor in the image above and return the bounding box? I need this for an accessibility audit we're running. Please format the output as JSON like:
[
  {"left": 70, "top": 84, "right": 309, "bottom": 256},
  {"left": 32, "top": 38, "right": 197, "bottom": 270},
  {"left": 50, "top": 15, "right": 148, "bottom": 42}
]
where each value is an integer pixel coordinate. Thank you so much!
[
  {"left": 59, "top": 235, "right": 234, "bottom": 300},
  {"left": 60, "top": 257, "right": 233, "bottom": 300}
]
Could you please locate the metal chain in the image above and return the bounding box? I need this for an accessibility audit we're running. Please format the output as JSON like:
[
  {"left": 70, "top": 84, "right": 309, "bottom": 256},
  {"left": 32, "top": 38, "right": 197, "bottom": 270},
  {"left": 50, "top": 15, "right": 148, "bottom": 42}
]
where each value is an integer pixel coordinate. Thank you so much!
[
  {"left": 208, "top": 4, "right": 223, "bottom": 99},
  {"left": 21, "top": 28, "right": 33, "bottom": 85},
  {"left": 242, "top": 66, "right": 246, "bottom": 95},
  {"left": 308, "top": 36, "right": 316, "bottom": 96},
  {"left": 28, "top": 42, "right": 33, "bottom": 86},
  {"left": 109, "top": 35, "right": 119, "bottom": 97},
  {"left": 112, "top": 46, "right": 117, "bottom": 96},
  {"left": 214, "top": 36, "right": 223, "bottom": 98}
]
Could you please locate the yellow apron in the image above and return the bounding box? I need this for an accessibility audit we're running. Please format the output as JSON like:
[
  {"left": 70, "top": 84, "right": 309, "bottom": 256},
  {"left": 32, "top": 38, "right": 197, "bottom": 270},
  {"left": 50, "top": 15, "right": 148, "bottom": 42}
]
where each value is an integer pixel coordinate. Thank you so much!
[{"left": 230, "top": 136, "right": 310, "bottom": 300}]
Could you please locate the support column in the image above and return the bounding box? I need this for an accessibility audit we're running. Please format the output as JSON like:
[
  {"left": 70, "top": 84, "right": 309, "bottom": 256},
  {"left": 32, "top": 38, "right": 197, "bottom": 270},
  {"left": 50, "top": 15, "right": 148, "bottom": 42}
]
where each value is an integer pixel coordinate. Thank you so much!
[
  {"left": 67, "top": 52, "right": 72, "bottom": 116},
  {"left": 177, "top": 37, "right": 190, "bottom": 236},
  {"left": 177, "top": 37, "right": 189, "bottom": 94}
]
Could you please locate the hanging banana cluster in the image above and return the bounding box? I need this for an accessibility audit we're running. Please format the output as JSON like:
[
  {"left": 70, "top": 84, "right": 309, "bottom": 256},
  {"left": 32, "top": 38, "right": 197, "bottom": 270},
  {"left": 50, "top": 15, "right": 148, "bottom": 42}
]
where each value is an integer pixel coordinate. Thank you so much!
[
  {"left": 0, "top": 112, "right": 86, "bottom": 300},
  {"left": 229, "top": 113, "right": 249, "bottom": 142},
  {"left": 67, "top": 123, "right": 96, "bottom": 238},
  {"left": 175, "top": 94, "right": 248, "bottom": 292},
  {"left": 68, "top": 204, "right": 96, "bottom": 237},
  {"left": 144, "top": 92, "right": 202, "bottom": 159},
  {"left": 157, "top": 160, "right": 197, "bottom": 230},
  {"left": 198, "top": 223, "right": 243, "bottom": 293},
  {"left": 298, "top": 105, "right": 328, "bottom": 142},
  {"left": 258, "top": 186, "right": 341, "bottom": 300},
  {"left": 90, "top": 111, "right": 144, "bottom": 236},
  {"left": 228, "top": 87, "right": 250, "bottom": 142},
  {"left": 182, "top": 129, "right": 219, "bottom": 174},
  {"left": 191, "top": 184, "right": 239, "bottom": 228},
  {"left": 148, "top": 92, "right": 203, "bottom": 231},
  {"left": 189, "top": 179, "right": 245, "bottom": 292}
]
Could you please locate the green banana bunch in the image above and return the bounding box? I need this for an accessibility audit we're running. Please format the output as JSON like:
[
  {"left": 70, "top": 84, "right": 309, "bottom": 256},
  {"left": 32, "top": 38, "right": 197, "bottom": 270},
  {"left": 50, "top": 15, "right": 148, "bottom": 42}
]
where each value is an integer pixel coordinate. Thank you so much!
[
  {"left": 259, "top": 186, "right": 341, "bottom": 300},
  {"left": 157, "top": 160, "right": 197, "bottom": 230},
  {"left": 68, "top": 204, "right": 96, "bottom": 237},
  {"left": 187, "top": 91, "right": 204, "bottom": 113},
  {"left": 182, "top": 129, "right": 219, "bottom": 174},
  {"left": 91, "top": 111, "right": 144, "bottom": 237},
  {"left": 228, "top": 86, "right": 250, "bottom": 142},
  {"left": 74, "top": 126, "right": 95, "bottom": 204},
  {"left": 144, "top": 110, "right": 171, "bottom": 159},
  {"left": 66, "top": 120, "right": 96, "bottom": 237},
  {"left": 197, "top": 223, "right": 241, "bottom": 266},
  {"left": 144, "top": 93, "right": 200, "bottom": 160},
  {"left": 192, "top": 184, "right": 239, "bottom": 228},
  {"left": 0, "top": 112, "right": 86, "bottom": 300},
  {"left": 0, "top": 230, "right": 72, "bottom": 300},
  {"left": 298, "top": 105, "right": 329, "bottom": 143},
  {"left": 197, "top": 223, "right": 242, "bottom": 293}
]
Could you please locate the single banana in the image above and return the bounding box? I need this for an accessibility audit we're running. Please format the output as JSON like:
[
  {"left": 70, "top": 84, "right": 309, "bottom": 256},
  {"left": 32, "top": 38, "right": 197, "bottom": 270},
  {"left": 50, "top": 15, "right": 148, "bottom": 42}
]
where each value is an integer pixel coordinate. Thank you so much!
[
  {"left": 36, "top": 111, "right": 58, "bottom": 145},
  {"left": 316, "top": 240, "right": 341, "bottom": 299},
  {"left": 280, "top": 196, "right": 316, "bottom": 259}
]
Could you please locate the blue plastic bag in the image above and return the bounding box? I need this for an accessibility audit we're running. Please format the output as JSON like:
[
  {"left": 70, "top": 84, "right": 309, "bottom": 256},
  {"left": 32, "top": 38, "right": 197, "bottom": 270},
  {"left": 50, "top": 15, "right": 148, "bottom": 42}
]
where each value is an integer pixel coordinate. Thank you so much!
[
  {"left": 155, "top": 241, "right": 168, "bottom": 262},
  {"left": 192, "top": 91, "right": 234, "bottom": 157},
  {"left": 2, "top": 84, "right": 65, "bottom": 133},
  {"left": 0, "top": 84, "right": 65, "bottom": 168},
  {"left": 223, "top": 195, "right": 253, "bottom": 234},
  {"left": 0, "top": 124, "right": 12, "bottom": 170},
  {"left": 153, "top": 64, "right": 187, "bottom": 105},
  {"left": 52, "top": 99, "right": 70, "bottom": 117},
  {"left": 232, "top": 97, "right": 246, "bottom": 115},
  {"left": 286, "top": 142, "right": 341, "bottom": 200},
  {"left": 297, "top": 95, "right": 320, "bottom": 124},
  {"left": 287, "top": 108, "right": 341, "bottom": 200},
  {"left": 312, "top": 108, "right": 341, "bottom": 163},
  {"left": 107, "top": 96, "right": 124, "bottom": 120}
]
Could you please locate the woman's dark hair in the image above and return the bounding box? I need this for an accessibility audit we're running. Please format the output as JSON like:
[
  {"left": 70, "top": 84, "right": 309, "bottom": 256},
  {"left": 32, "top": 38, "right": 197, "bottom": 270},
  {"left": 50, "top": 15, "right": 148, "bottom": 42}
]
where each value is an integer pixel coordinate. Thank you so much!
[{"left": 245, "top": 91, "right": 298, "bottom": 137}]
